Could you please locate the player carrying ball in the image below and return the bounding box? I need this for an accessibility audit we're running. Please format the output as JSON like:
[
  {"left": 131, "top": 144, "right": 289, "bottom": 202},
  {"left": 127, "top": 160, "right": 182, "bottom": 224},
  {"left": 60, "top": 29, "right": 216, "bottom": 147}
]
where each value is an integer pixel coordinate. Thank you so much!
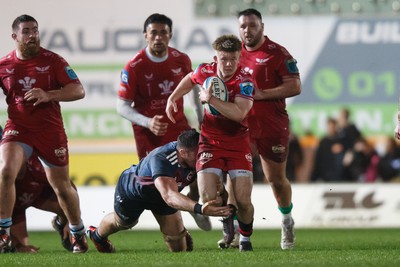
[{"left": 166, "top": 34, "right": 255, "bottom": 252}]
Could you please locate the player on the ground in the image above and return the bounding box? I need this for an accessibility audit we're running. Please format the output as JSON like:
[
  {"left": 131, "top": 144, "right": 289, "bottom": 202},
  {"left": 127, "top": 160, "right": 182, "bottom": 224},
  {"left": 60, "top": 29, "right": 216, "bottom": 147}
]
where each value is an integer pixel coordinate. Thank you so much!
[
  {"left": 166, "top": 34, "right": 255, "bottom": 252},
  {"left": 237, "top": 8, "right": 301, "bottom": 250},
  {"left": 11, "top": 153, "right": 73, "bottom": 253},
  {"left": 116, "top": 13, "right": 209, "bottom": 231},
  {"left": 86, "top": 129, "right": 232, "bottom": 253},
  {"left": 0, "top": 14, "right": 87, "bottom": 253}
]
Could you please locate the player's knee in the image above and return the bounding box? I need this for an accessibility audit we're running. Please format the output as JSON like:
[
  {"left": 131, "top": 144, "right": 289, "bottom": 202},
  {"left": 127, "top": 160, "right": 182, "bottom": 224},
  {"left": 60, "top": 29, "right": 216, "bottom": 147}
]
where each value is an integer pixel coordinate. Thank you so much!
[
  {"left": 115, "top": 217, "right": 138, "bottom": 230},
  {"left": 0, "top": 167, "right": 18, "bottom": 184},
  {"left": 269, "top": 176, "right": 290, "bottom": 190},
  {"left": 236, "top": 197, "right": 253, "bottom": 211},
  {"left": 163, "top": 228, "right": 189, "bottom": 252}
]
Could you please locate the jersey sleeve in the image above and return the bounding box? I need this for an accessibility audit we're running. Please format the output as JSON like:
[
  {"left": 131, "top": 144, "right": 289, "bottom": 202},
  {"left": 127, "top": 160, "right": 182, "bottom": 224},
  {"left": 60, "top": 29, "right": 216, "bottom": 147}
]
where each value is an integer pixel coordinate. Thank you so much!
[
  {"left": 190, "top": 63, "right": 207, "bottom": 85},
  {"left": 118, "top": 61, "right": 138, "bottom": 101},
  {"left": 149, "top": 154, "right": 175, "bottom": 180},
  {"left": 276, "top": 47, "right": 300, "bottom": 78},
  {"left": 53, "top": 54, "right": 81, "bottom": 86}
]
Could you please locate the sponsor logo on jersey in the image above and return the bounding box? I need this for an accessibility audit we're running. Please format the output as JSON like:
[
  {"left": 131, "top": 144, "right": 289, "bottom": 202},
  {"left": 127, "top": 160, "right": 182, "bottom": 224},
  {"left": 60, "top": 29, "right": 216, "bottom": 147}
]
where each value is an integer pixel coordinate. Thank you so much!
[
  {"left": 3, "top": 129, "right": 19, "bottom": 137},
  {"left": 35, "top": 65, "right": 50, "bottom": 73},
  {"left": 186, "top": 171, "right": 196, "bottom": 182},
  {"left": 199, "top": 152, "right": 213, "bottom": 165},
  {"left": 245, "top": 153, "right": 253, "bottom": 162},
  {"left": 171, "top": 50, "right": 181, "bottom": 57},
  {"left": 129, "top": 58, "right": 143, "bottom": 68},
  {"left": 159, "top": 80, "right": 174, "bottom": 95},
  {"left": 285, "top": 58, "right": 299, "bottom": 74},
  {"left": 145, "top": 73, "right": 154, "bottom": 81},
  {"left": 6, "top": 68, "right": 14, "bottom": 74},
  {"left": 121, "top": 69, "right": 129, "bottom": 84},
  {"left": 240, "top": 82, "right": 254, "bottom": 97},
  {"left": 171, "top": 68, "right": 182, "bottom": 76},
  {"left": 54, "top": 147, "right": 67, "bottom": 158},
  {"left": 255, "top": 58, "right": 270, "bottom": 65},
  {"left": 243, "top": 66, "right": 253, "bottom": 75},
  {"left": 272, "top": 144, "right": 286, "bottom": 154},
  {"left": 201, "top": 67, "right": 214, "bottom": 74},
  {"left": 19, "top": 77, "right": 36, "bottom": 91},
  {"left": 65, "top": 66, "right": 78, "bottom": 80}
]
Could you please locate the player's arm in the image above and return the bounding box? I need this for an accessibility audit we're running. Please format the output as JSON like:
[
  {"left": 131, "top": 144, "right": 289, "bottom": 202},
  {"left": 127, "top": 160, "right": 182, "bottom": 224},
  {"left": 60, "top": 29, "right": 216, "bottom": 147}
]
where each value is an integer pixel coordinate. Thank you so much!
[
  {"left": 117, "top": 98, "right": 151, "bottom": 127},
  {"left": 10, "top": 217, "right": 39, "bottom": 253},
  {"left": 154, "top": 176, "right": 232, "bottom": 217},
  {"left": 23, "top": 82, "right": 85, "bottom": 106},
  {"left": 254, "top": 76, "right": 301, "bottom": 100},
  {"left": 186, "top": 85, "right": 204, "bottom": 129},
  {"left": 200, "top": 81, "right": 253, "bottom": 123},
  {"left": 117, "top": 98, "right": 168, "bottom": 136},
  {"left": 166, "top": 73, "right": 196, "bottom": 123}
]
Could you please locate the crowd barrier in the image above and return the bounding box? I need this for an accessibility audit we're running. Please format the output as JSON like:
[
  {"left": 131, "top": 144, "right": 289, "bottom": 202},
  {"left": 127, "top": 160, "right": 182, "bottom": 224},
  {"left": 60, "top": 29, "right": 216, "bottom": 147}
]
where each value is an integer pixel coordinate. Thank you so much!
[{"left": 26, "top": 183, "right": 400, "bottom": 231}]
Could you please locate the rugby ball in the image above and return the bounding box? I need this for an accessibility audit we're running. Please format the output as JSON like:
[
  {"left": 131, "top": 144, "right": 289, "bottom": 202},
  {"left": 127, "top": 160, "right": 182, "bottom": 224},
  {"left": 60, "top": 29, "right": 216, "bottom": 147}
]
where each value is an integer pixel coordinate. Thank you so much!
[{"left": 201, "top": 76, "right": 228, "bottom": 115}]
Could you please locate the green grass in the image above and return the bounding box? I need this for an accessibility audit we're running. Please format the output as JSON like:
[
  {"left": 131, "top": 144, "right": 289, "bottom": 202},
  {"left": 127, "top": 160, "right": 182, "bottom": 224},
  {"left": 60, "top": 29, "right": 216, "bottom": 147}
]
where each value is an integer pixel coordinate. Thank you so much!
[{"left": 1, "top": 229, "right": 399, "bottom": 266}]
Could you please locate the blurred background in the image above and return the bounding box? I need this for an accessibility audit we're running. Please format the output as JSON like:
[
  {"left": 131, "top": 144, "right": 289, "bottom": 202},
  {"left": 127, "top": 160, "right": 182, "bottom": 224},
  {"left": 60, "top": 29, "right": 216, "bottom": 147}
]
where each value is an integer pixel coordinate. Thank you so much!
[{"left": 1, "top": 0, "right": 400, "bottom": 229}]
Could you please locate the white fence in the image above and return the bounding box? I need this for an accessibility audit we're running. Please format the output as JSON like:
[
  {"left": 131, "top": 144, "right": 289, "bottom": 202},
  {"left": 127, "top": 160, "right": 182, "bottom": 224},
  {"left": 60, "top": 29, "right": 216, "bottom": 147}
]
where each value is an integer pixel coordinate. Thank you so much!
[{"left": 26, "top": 183, "right": 400, "bottom": 231}]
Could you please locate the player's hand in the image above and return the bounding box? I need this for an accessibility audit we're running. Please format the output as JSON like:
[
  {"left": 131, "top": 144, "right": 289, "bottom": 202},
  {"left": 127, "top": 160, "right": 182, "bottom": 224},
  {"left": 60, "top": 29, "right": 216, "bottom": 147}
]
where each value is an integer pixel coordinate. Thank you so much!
[
  {"left": 199, "top": 83, "right": 212, "bottom": 104},
  {"left": 165, "top": 99, "right": 178, "bottom": 123},
  {"left": 15, "top": 244, "right": 40, "bottom": 253},
  {"left": 252, "top": 88, "right": 265, "bottom": 100},
  {"left": 201, "top": 200, "right": 232, "bottom": 217},
  {"left": 24, "top": 88, "right": 50, "bottom": 106},
  {"left": 148, "top": 115, "right": 168, "bottom": 136},
  {"left": 395, "top": 122, "right": 400, "bottom": 140}
]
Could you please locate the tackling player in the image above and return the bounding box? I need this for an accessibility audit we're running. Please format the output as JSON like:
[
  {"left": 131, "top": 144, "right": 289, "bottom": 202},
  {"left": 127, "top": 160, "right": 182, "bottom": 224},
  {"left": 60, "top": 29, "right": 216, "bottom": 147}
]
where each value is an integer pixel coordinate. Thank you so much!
[
  {"left": 237, "top": 8, "right": 302, "bottom": 250},
  {"left": 0, "top": 14, "right": 87, "bottom": 253},
  {"left": 116, "top": 13, "right": 209, "bottom": 231},
  {"left": 86, "top": 129, "right": 231, "bottom": 253},
  {"left": 166, "top": 34, "right": 255, "bottom": 252}
]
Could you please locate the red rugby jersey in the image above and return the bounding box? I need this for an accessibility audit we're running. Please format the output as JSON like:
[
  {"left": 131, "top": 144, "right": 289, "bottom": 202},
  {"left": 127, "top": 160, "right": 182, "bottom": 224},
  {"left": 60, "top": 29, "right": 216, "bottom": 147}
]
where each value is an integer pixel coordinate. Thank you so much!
[
  {"left": 0, "top": 48, "right": 80, "bottom": 131},
  {"left": 240, "top": 37, "right": 300, "bottom": 138}
]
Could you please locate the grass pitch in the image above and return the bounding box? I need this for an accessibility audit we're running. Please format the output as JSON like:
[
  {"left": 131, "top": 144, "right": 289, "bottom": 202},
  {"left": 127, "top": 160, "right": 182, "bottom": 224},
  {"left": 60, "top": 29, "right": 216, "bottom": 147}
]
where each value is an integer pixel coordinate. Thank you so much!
[{"left": 1, "top": 228, "right": 399, "bottom": 267}]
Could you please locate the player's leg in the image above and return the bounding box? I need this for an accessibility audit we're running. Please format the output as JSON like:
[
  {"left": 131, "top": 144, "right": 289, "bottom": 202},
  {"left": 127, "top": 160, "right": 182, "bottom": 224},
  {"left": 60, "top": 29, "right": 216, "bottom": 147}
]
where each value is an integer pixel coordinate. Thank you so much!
[
  {"left": 217, "top": 176, "right": 239, "bottom": 249},
  {"left": 45, "top": 165, "right": 87, "bottom": 253},
  {"left": 197, "top": 169, "right": 235, "bottom": 246},
  {"left": 87, "top": 211, "right": 135, "bottom": 253},
  {"left": 230, "top": 170, "right": 254, "bottom": 252},
  {"left": 87, "top": 181, "right": 141, "bottom": 253},
  {"left": 35, "top": 195, "right": 72, "bottom": 251},
  {"left": 0, "top": 142, "right": 26, "bottom": 253},
  {"left": 154, "top": 211, "right": 190, "bottom": 252},
  {"left": 186, "top": 181, "right": 211, "bottom": 231},
  {"left": 197, "top": 169, "right": 223, "bottom": 203},
  {"left": 260, "top": 155, "right": 295, "bottom": 249}
]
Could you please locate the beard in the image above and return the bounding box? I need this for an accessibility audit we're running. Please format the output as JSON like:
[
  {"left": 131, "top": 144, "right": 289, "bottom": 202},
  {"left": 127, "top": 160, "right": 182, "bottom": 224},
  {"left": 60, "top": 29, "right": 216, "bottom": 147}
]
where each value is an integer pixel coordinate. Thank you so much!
[
  {"left": 19, "top": 39, "right": 41, "bottom": 58},
  {"left": 244, "top": 32, "right": 263, "bottom": 48}
]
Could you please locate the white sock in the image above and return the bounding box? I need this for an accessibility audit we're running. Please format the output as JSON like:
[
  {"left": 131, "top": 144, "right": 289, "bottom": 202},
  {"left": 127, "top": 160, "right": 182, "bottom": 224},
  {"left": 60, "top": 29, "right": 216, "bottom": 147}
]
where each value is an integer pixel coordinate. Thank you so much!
[
  {"left": 239, "top": 234, "right": 250, "bottom": 242},
  {"left": 282, "top": 213, "right": 293, "bottom": 225}
]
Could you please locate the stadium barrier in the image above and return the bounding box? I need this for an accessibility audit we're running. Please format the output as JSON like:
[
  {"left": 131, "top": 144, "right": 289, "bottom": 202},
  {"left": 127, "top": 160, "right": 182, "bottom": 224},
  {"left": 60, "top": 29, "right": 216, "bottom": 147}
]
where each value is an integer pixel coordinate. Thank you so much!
[{"left": 26, "top": 183, "right": 400, "bottom": 231}]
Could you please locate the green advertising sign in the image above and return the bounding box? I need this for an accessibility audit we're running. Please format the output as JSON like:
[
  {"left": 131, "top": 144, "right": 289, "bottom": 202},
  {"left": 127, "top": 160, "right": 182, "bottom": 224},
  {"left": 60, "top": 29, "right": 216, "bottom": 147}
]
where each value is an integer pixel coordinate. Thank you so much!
[{"left": 290, "top": 18, "right": 400, "bottom": 137}]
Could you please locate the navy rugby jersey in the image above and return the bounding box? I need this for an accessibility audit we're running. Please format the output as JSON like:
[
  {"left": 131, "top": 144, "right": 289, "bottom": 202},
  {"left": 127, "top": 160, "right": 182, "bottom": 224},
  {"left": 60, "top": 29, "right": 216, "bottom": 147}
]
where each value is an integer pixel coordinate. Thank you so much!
[{"left": 118, "top": 141, "right": 196, "bottom": 203}]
